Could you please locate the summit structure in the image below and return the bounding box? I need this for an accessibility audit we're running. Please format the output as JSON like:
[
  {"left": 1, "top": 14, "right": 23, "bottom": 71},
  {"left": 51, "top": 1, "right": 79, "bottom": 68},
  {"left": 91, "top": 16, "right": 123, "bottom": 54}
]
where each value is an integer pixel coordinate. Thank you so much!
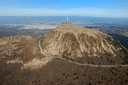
[{"left": 67, "top": 16, "right": 68, "bottom": 22}]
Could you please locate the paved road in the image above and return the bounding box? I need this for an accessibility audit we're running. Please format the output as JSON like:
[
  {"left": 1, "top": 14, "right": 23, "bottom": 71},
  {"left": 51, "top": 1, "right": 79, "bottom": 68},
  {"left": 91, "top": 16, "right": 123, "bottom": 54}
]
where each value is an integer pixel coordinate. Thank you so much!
[{"left": 38, "top": 38, "right": 128, "bottom": 68}]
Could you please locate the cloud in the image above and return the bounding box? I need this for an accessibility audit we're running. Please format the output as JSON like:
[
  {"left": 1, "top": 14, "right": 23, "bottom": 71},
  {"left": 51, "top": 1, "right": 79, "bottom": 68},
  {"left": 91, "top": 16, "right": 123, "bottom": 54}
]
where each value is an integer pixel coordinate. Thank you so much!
[{"left": 0, "top": 7, "right": 128, "bottom": 18}]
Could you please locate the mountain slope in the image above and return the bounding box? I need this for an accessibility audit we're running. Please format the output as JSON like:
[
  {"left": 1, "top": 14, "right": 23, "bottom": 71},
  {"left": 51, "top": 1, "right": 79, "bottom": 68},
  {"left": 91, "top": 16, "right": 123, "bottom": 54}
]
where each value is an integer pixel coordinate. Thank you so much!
[
  {"left": 41, "top": 23, "right": 128, "bottom": 65},
  {"left": 0, "top": 23, "right": 128, "bottom": 85}
]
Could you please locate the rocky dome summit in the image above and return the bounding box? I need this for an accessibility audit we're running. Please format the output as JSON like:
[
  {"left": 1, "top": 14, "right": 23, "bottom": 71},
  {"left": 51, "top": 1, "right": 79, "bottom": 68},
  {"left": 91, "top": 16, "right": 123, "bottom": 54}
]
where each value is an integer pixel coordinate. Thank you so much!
[
  {"left": 55, "top": 22, "right": 85, "bottom": 31},
  {"left": 41, "top": 23, "right": 128, "bottom": 65}
]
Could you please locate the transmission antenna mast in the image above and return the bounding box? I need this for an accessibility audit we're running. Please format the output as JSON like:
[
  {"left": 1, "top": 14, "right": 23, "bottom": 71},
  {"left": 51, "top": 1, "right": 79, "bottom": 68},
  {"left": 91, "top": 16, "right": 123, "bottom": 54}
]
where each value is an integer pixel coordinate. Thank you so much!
[{"left": 67, "top": 16, "right": 68, "bottom": 22}]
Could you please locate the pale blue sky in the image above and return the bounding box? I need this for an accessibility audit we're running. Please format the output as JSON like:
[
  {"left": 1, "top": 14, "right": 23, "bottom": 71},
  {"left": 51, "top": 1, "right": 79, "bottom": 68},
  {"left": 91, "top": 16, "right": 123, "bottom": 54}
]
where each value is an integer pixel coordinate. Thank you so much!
[{"left": 0, "top": 0, "right": 128, "bottom": 17}]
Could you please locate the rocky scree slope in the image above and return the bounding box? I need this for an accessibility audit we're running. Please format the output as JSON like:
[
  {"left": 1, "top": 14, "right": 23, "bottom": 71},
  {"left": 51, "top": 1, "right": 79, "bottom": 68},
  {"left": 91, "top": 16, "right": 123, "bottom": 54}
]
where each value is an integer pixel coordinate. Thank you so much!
[{"left": 41, "top": 23, "right": 128, "bottom": 65}]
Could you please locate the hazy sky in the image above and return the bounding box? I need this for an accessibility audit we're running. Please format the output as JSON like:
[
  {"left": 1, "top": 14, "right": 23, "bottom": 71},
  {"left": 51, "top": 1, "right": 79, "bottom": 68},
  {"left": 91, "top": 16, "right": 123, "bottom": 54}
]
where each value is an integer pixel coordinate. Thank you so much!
[{"left": 0, "top": 0, "right": 128, "bottom": 18}]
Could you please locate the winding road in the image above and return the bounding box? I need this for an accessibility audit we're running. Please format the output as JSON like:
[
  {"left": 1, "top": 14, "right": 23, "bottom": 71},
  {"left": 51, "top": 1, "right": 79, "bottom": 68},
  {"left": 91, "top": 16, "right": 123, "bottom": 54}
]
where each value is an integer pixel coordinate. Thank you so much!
[{"left": 38, "top": 38, "right": 128, "bottom": 68}]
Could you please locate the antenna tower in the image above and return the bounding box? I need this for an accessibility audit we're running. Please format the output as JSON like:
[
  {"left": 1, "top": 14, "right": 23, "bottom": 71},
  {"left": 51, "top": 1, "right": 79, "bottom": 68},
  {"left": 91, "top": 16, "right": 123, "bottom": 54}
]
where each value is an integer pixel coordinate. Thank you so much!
[{"left": 67, "top": 16, "right": 68, "bottom": 22}]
